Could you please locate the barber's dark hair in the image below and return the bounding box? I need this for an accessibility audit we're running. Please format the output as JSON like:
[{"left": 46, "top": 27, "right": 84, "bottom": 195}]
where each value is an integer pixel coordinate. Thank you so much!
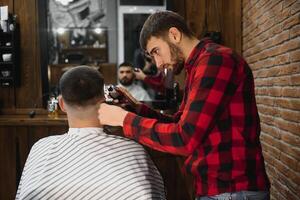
[
  {"left": 119, "top": 62, "right": 134, "bottom": 68},
  {"left": 139, "top": 11, "right": 194, "bottom": 51},
  {"left": 59, "top": 65, "right": 104, "bottom": 106}
]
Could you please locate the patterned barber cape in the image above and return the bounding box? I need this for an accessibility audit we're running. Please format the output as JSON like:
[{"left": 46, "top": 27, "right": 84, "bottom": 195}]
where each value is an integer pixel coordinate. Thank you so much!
[{"left": 16, "top": 128, "right": 166, "bottom": 200}]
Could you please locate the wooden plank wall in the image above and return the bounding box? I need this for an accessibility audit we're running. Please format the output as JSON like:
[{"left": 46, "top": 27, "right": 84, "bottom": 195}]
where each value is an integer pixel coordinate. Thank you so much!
[
  {"left": 185, "top": 0, "right": 241, "bottom": 54},
  {"left": 0, "top": 0, "right": 43, "bottom": 111}
]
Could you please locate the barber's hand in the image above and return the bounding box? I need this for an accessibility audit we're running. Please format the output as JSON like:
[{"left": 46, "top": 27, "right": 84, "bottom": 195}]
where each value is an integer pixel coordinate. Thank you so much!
[
  {"left": 98, "top": 103, "right": 128, "bottom": 127},
  {"left": 134, "top": 68, "right": 146, "bottom": 80}
]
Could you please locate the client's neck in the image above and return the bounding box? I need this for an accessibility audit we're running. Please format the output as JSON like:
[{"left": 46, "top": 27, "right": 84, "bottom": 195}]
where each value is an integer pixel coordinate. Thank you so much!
[{"left": 66, "top": 105, "right": 102, "bottom": 128}]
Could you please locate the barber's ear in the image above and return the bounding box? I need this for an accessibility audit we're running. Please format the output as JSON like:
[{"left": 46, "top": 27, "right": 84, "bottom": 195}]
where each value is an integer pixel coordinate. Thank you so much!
[
  {"left": 168, "top": 27, "right": 182, "bottom": 43},
  {"left": 58, "top": 95, "right": 67, "bottom": 113}
]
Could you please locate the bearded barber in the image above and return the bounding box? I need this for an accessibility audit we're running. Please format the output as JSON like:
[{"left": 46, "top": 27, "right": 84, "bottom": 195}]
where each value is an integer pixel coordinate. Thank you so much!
[{"left": 98, "top": 11, "right": 270, "bottom": 200}]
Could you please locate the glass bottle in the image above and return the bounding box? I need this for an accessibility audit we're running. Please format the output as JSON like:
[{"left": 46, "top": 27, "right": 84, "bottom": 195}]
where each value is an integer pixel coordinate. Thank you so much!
[{"left": 47, "top": 96, "right": 58, "bottom": 118}]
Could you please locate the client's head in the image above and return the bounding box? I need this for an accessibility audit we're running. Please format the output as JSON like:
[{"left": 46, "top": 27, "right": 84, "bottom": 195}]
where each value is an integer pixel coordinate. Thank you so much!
[{"left": 58, "top": 65, "right": 104, "bottom": 127}]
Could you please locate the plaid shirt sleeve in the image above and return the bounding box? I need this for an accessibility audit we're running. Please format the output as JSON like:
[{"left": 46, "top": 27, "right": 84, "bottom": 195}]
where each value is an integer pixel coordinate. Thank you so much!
[
  {"left": 123, "top": 50, "right": 240, "bottom": 156},
  {"left": 135, "top": 103, "right": 176, "bottom": 123}
]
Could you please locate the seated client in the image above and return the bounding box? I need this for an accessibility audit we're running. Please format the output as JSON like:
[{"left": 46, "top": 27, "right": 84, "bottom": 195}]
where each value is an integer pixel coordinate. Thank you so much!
[{"left": 16, "top": 66, "right": 166, "bottom": 200}]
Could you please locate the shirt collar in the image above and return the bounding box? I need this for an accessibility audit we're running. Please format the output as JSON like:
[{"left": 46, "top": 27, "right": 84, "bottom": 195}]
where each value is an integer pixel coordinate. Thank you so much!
[
  {"left": 68, "top": 127, "right": 105, "bottom": 136},
  {"left": 184, "top": 37, "right": 213, "bottom": 71}
]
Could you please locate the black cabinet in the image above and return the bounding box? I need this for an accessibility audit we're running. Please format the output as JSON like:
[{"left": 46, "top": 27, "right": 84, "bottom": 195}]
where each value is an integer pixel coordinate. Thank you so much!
[{"left": 0, "top": 16, "right": 19, "bottom": 87}]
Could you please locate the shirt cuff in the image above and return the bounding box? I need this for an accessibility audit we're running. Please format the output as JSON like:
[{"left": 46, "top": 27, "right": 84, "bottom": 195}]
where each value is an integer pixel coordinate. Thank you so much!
[{"left": 123, "top": 112, "right": 137, "bottom": 139}]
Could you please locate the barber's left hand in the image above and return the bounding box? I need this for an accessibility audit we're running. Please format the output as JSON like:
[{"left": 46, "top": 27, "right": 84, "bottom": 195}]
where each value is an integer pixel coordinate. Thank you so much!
[{"left": 98, "top": 103, "right": 128, "bottom": 127}]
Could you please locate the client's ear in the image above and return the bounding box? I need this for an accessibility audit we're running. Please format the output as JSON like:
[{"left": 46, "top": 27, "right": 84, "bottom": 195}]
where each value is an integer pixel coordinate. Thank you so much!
[{"left": 58, "top": 95, "right": 67, "bottom": 113}]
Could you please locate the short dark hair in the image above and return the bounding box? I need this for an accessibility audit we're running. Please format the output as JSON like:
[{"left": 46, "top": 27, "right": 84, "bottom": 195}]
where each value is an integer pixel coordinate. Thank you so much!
[
  {"left": 59, "top": 66, "right": 104, "bottom": 106},
  {"left": 139, "top": 11, "right": 194, "bottom": 51},
  {"left": 119, "top": 62, "right": 134, "bottom": 69}
]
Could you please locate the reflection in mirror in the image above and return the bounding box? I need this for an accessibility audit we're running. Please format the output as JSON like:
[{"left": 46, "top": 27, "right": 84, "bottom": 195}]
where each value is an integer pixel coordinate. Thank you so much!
[
  {"left": 50, "top": 27, "right": 107, "bottom": 65},
  {"left": 49, "top": 27, "right": 107, "bottom": 64},
  {"left": 48, "top": 0, "right": 108, "bottom": 65},
  {"left": 39, "top": 0, "right": 181, "bottom": 109},
  {"left": 45, "top": 0, "right": 111, "bottom": 96}
]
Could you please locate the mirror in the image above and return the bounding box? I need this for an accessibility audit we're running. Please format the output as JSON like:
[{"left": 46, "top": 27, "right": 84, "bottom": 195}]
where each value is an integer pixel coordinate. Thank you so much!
[
  {"left": 39, "top": 0, "right": 117, "bottom": 102},
  {"left": 39, "top": 0, "right": 181, "bottom": 107}
]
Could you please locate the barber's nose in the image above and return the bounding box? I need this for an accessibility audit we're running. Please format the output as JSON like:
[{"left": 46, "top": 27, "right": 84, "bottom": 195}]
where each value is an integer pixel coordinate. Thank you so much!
[{"left": 154, "top": 56, "right": 163, "bottom": 69}]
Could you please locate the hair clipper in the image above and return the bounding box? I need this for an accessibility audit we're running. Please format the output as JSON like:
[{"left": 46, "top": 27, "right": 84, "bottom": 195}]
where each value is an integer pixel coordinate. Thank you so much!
[{"left": 104, "top": 84, "right": 122, "bottom": 103}]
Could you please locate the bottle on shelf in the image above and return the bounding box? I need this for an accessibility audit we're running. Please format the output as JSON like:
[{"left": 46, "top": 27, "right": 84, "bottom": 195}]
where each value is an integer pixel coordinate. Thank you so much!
[{"left": 47, "top": 95, "right": 59, "bottom": 118}]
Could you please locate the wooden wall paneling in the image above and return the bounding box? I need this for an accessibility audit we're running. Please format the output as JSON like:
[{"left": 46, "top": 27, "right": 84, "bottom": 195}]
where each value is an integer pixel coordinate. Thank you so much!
[
  {"left": 14, "top": 0, "right": 43, "bottom": 108},
  {"left": 221, "top": 0, "right": 242, "bottom": 54},
  {"left": 27, "top": 126, "right": 49, "bottom": 148},
  {"left": 206, "top": 0, "right": 222, "bottom": 33},
  {"left": 0, "top": 87, "right": 16, "bottom": 110},
  {"left": 15, "top": 126, "right": 30, "bottom": 190},
  {"left": 206, "top": 0, "right": 241, "bottom": 53},
  {"left": 184, "top": 0, "right": 241, "bottom": 53},
  {"left": 185, "top": 0, "right": 206, "bottom": 38},
  {"left": 0, "top": 126, "right": 15, "bottom": 200},
  {"left": 0, "top": 126, "right": 29, "bottom": 200}
]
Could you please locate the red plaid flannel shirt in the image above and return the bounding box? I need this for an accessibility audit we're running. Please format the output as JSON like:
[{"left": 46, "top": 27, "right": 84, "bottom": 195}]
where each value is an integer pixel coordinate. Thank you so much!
[{"left": 123, "top": 38, "right": 270, "bottom": 196}]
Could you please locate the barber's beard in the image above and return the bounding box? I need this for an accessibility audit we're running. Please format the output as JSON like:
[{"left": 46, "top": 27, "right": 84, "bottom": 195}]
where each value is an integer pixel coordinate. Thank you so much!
[{"left": 168, "top": 42, "right": 185, "bottom": 75}]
